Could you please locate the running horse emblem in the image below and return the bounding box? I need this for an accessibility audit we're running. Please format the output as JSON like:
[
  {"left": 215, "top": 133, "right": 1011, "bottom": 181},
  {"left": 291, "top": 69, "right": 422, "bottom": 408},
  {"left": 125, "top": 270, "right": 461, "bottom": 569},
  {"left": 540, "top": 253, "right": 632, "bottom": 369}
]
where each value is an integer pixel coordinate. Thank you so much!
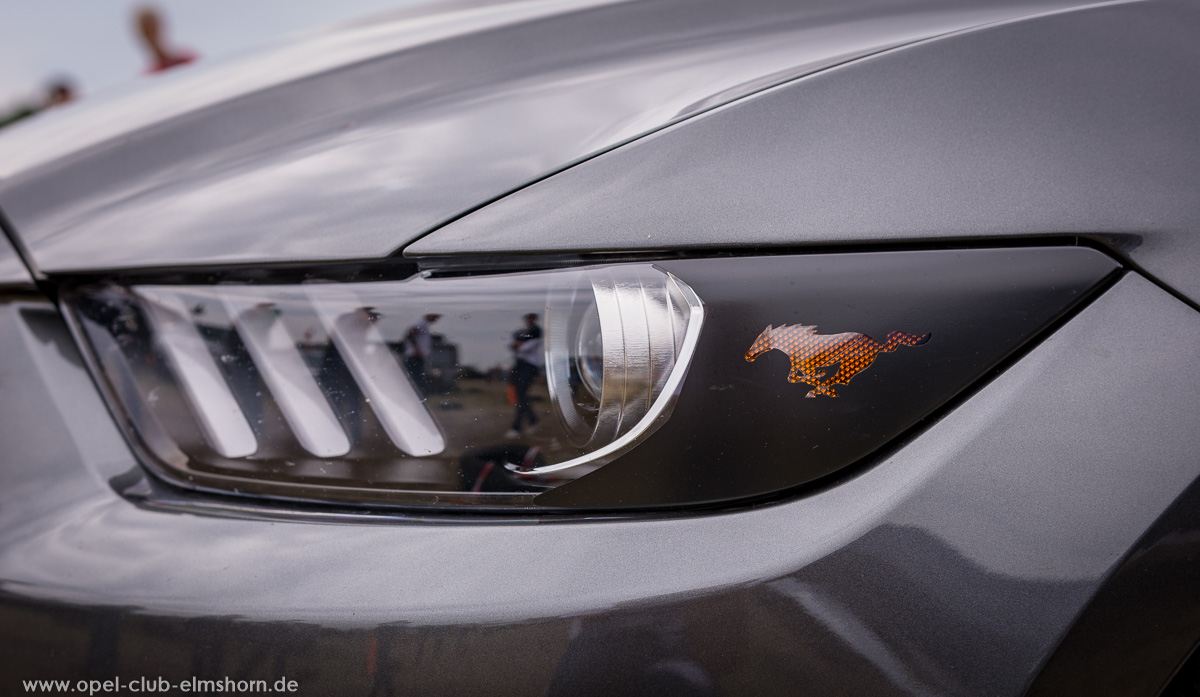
[{"left": 745, "top": 324, "right": 931, "bottom": 398}]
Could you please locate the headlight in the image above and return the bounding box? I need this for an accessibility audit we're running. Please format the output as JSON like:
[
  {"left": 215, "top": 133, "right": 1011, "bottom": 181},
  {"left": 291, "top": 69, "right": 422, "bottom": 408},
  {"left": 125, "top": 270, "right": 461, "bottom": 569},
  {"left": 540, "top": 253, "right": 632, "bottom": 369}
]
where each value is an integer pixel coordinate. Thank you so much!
[
  {"left": 70, "top": 264, "right": 702, "bottom": 507},
  {"left": 66, "top": 248, "right": 1117, "bottom": 511}
]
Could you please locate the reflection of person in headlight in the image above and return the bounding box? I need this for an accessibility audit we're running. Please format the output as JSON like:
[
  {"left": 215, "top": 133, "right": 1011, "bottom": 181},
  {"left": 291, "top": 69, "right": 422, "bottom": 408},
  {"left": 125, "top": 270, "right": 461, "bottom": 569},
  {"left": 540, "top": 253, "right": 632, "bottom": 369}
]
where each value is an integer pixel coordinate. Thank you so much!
[
  {"left": 403, "top": 313, "right": 440, "bottom": 396},
  {"left": 459, "top": 445, "right": 548, "bottom": 492},
  {"left": 505, "top": 313, "right": 543, "bottom": 439}
]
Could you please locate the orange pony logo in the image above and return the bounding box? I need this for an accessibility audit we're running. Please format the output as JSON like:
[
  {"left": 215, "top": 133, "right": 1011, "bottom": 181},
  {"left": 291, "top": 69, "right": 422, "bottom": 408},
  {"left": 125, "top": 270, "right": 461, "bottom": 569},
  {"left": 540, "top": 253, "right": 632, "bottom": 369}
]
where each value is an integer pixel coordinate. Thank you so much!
[{"left": 745, "top": 324, "right": 931, "bottom": 398}]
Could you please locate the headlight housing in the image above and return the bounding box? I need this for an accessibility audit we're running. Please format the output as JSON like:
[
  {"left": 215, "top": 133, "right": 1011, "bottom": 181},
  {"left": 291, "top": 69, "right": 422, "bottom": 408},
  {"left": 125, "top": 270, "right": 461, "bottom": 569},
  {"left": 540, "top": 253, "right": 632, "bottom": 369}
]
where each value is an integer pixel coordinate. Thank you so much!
[
  {"left": 70, "top": 264, "right": 703, "bottom": 507},
  {"left": 66, "top": 247, "right": 1117, "bottom": 511}
]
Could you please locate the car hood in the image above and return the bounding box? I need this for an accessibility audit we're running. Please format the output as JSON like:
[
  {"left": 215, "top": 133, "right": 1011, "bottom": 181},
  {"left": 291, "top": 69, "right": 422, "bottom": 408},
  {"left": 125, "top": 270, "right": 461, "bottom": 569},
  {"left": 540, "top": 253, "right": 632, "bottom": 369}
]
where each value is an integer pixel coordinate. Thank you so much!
[{"left": 0, "top": 0, "right": 1085, "bottom": 273}]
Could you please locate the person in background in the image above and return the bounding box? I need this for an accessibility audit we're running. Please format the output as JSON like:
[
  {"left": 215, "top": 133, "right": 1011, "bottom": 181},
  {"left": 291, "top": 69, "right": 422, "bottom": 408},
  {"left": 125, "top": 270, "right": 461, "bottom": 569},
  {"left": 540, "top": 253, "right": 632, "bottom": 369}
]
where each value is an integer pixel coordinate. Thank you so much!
[
  {"left": 404, "top": 313, "right": 440, "bottom": 396},
  {"left": 135, "top": 5, "right": 198, "bottom": 74},
  {"left": 0, "top": 78, "right": 77, "bottom": 130},
  {"left": 506, "top": 313, "right": 543, "bottom": 439},
  {"left": 43, "top": 79, "right": 76, "bottom": 108}
]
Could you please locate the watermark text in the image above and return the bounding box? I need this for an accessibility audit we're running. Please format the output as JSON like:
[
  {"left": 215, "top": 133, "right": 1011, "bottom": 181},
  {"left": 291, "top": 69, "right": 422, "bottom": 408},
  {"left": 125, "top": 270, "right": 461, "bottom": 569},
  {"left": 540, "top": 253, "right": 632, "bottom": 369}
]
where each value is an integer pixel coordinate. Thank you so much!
[{"left": 22, "top": 676, "right": 299, "bottom": 694}]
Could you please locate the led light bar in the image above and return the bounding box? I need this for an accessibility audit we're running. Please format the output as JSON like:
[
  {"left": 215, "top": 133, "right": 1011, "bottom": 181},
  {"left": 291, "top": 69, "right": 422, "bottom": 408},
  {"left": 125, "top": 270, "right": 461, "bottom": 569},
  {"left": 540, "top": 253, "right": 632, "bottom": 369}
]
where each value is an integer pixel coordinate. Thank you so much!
[
  {"left": 134, "top": 287, "right": 257, "bottom": 458},
  {"left": 307, "top": 289, "right": 445, "bottom": 457}
]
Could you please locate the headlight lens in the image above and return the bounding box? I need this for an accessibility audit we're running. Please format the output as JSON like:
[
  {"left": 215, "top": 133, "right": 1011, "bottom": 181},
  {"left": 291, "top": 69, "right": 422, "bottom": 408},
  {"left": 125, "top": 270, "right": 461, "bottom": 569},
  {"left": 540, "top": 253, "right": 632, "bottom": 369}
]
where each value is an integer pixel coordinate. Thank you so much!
[
  {"left": 69, "top": 264, "right": 702, "bottom": 507},
  {"left": 545, "top": 266, "right": 697, "bottom": 457}
]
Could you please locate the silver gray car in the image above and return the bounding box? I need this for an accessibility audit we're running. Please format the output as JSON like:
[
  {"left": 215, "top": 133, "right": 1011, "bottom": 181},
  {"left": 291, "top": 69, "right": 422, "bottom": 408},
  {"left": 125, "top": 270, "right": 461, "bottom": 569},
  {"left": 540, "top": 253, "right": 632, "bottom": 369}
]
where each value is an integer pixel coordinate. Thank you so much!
[{"left": 1, "top": 0, "right": 1199, "bottom": 694}]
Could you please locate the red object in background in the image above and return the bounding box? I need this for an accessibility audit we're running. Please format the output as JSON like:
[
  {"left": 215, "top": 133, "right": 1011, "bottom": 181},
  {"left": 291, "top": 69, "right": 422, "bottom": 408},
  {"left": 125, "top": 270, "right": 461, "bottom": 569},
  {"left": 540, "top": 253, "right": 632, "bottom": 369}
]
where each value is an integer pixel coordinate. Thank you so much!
[
  {"left": 147, "top": 50, "right": 197, "bottom": 74},
  {"left": 136, "top": 6, "right": 198, "bottom": 75}
]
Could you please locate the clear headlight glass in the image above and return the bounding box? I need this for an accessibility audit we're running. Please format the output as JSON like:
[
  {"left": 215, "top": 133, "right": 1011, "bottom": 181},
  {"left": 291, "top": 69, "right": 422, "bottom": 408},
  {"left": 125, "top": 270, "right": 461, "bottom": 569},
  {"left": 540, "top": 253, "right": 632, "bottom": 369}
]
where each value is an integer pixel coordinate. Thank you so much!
[{"left": 69, "top": 264, "right": 703, "bottom": 507}]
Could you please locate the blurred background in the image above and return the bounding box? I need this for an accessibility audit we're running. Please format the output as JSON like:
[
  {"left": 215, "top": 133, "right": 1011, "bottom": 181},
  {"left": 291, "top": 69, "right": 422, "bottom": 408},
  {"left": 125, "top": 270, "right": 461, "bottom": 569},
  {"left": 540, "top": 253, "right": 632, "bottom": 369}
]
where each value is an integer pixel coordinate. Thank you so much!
[{"left": 0, "top": 0, "right": 427, "bottom": 127}]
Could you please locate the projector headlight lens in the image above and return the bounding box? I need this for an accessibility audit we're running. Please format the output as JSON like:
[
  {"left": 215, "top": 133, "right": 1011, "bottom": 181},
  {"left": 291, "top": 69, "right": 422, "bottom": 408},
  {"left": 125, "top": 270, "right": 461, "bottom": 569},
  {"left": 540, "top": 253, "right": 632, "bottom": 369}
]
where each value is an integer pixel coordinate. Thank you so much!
[
  {"left": 545, "top": 266, "right": 697, "bottom": 455},
  {"left": 574, "top": 305, "right": 604, "bottom": 401}
]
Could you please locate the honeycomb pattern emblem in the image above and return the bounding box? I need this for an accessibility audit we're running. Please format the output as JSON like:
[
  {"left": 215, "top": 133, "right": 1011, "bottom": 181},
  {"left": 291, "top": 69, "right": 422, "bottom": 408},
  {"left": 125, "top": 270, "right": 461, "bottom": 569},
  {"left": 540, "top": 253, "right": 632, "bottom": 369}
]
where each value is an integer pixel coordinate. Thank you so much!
[{"left": 745, "top": 324, "right": 931, "bottom": 398}]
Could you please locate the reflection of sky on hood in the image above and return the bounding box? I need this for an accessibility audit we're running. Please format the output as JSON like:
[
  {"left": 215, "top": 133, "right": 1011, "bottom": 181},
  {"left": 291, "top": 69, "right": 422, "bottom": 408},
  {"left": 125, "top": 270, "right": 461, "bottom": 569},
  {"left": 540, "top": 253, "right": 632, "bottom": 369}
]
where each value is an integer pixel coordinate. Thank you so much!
[
  {"left": 0, "top": 0, "right": 622, "bottom": 177},
  {"left": 0, "top": 0, "right": 1070, "bottom": 272}
]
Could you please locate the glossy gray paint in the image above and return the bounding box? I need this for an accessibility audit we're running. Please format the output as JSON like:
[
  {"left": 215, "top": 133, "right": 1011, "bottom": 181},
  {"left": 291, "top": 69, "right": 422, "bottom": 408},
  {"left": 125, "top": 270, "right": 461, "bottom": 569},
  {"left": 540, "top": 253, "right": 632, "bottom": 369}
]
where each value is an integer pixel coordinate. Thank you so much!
[
  {"left": 1025, "top": 471, "right": 1200, "bottom": 697},
  {"left": 411, "top": 0, "right": 1200, "bottom": 306},
  {"left": 3, "top": 274, "right": 1198, "bottom": 694},
  {"left": 0, "top": 0, "right": 1091, "bottom": 272},
  {"left": 0, "top": 233, "right": 31, "bottom": 287}
]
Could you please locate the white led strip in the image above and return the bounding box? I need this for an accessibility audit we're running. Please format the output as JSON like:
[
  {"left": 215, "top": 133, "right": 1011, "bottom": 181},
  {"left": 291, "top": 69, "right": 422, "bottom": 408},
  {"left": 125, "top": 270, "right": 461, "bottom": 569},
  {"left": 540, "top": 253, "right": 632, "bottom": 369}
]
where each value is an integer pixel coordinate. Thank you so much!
[
  {"left": 306, "top": 288, "right": 445, "bottom": 457},
  {"left": 134, "top": 288, "right": 258, "bottom": 458},
  {"left": 219, "top": 292, "right": 351, "bottom": 458}
]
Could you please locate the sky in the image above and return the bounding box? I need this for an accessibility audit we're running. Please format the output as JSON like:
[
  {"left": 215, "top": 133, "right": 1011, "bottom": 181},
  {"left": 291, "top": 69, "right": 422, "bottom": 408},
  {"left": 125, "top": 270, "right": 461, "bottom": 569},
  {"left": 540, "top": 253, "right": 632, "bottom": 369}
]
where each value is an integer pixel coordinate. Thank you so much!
[{"left": 0, "top": 0, "right": 427, "bottom": 110}]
